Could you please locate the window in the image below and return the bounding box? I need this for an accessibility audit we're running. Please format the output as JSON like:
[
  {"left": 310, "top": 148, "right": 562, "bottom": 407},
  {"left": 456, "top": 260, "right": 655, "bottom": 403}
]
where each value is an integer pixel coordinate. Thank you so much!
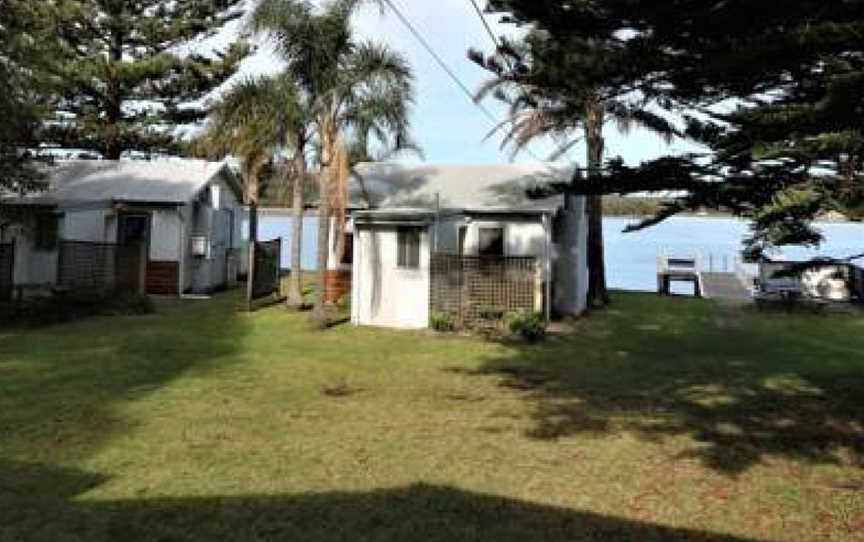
[
  {"left": 341, "top": 233, "right": 353, "bottom": 265},
  {"left": 457, "top": 226, "right": 467, "bottom": 255},
  {"left": 478, "top": 227, "right": 504, "bottom": 257},
  {"left": 34, "top": 213, "right": 58, "bottom": 251},
  {"left": 397, "top": 227, "right": 421, "bottom": 268}
]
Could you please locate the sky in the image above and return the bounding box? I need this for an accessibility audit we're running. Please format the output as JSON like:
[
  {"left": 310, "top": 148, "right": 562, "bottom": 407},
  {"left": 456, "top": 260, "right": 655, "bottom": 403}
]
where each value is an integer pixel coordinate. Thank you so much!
[{"left": 224, "top": 0, "right": 696, "bottom": 166}]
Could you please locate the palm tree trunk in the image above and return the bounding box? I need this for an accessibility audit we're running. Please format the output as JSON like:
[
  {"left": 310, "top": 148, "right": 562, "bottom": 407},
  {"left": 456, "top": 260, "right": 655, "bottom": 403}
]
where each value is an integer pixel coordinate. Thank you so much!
[
  {"left": 585, "top": 99, "right": 610, "bottom": 309},
  {"left": 286, "top": 141, "right": 306, "bottom": 309},
  {"left": 245, "top": 165, "right": 261, "bottom": 312},
  {"left": 311, "top": 185, "right": 331, "bottom": 324},
  {"left": 311, "top": 119, "right": 335, "bottom": 326}
]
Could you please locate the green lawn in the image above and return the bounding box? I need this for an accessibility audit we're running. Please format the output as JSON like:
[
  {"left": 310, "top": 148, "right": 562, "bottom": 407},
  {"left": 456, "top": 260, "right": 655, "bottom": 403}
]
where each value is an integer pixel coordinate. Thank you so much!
[{"left": 2, "top": 292, "right": 864, "bottom": 541}]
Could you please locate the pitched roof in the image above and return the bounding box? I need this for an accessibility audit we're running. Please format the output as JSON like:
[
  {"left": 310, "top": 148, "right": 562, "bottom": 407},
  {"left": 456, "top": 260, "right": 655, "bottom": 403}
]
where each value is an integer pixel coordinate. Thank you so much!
[
  {"left": 350, "top": 162, "right": 574, "bottom": 212},
  {"left": 3, "top": 159, "right": 238, "bottom": 206}
]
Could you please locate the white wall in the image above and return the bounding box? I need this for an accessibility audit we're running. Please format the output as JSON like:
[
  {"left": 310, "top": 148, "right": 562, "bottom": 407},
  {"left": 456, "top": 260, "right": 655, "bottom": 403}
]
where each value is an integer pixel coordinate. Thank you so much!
[
  {"left": 184, "top": 174, "right": 245, "bottom": 293},
  {"left": 8, "top": 216, "right": 58, "bottom": 286},
  {"left": 459, "top": 219, "right": 546, "bottom": 259},
  {"left": 352, "top": 224, "right": 430, "bottom": 329},
  {"left": 63, "top": 209, "right": 112, "bottom": 242},
  {"left": 150, "top": 209, "right": 182, "bottom": 261},
  {"left": 553, "top": 196, "right": 589, "bottom": 316},
  {"left": 434, "top": 214, "right": 550, "bottom": 278}
]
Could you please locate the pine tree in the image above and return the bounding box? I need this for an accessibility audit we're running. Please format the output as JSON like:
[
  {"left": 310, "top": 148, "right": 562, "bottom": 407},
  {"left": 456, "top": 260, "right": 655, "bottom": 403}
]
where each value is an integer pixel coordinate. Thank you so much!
[
  {"left": 42, "top": 0, "right": 251, "bottom": 159},
  {"left": 0, "top": 1, "right": 58, "bottom": 189},
  {"left": 481, "top": 0, "right": 864, "bottom": 260},
  {"left": 471, "top": 2, "right": 678, "bottom": 310}
]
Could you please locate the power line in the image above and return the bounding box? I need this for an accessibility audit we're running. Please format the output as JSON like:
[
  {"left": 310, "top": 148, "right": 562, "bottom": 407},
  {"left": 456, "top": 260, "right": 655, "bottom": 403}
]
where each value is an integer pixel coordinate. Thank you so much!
[
  {"left": 380, "top": 0, "right": 498, "bottom": 126},
  {"left": 379, "top": 0, "right": 544, "bottom": 161},
  {"left": 465, "top": 0, "right": 580, "bottom": 165},
  {"left": 467, "top": 0, "right": 502, "bottom": 55}
]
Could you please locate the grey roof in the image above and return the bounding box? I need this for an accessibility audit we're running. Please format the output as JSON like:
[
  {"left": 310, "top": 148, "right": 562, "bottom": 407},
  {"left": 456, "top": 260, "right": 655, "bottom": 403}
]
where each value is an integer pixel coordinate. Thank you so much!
[
  {"left": 350, "top": 162, "right": 574, "bottom": 212},
  {"left": 2, "top": 159, "right": 238, "bottom": 207}
]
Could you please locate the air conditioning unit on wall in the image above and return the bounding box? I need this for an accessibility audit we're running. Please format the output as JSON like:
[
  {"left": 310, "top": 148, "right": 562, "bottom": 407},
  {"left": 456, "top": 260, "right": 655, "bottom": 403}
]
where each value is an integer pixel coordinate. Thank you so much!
[{"left": 191, "top": 235, "right": 209, "bottom": 258}]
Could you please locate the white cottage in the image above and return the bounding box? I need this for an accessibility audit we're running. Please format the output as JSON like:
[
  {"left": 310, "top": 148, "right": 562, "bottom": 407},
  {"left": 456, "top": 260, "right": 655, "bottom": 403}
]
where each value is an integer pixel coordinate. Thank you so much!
[
  {"left": 348, "top": 163, "right": 589, "bottom": 329},
  {"left": 0, "top": 159, "right": 246, "bottom": 299}
]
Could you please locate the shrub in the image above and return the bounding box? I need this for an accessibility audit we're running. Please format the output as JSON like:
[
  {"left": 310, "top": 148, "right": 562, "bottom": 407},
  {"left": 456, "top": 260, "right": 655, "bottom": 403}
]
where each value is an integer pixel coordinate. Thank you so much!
[
  {"left": 477, "top": 306, "right": 506, "bottom": 321},
  {"left": 430, "top": 310, "right": 455, "bottom": 332},
  {"left": 5, "top": 291, "right": 154, "bottom": 327},
  {"left": 506, "top": 310, "right": 546, "bottom": 342}
]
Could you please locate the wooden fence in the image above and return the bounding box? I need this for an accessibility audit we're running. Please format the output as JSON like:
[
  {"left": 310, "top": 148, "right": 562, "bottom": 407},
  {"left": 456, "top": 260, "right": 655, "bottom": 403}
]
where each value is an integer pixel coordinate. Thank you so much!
[
  {"left": 430, "top": 253, "right": 539, "bottom": 329},
  {"left": 251, "top": 238, "right": 281, "bottom": 300}
]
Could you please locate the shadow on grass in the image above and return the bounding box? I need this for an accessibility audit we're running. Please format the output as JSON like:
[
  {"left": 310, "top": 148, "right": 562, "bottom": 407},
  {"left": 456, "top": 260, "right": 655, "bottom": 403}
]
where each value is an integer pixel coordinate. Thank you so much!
[
  {"left": 0, "top": 293, "right": 249, "bottom": 463},
  {"left": 1, "top": 459, "right": 769, "bottom": 542},
  {"left": 461, "top": 292, "right": 864, "bottom": 475}
]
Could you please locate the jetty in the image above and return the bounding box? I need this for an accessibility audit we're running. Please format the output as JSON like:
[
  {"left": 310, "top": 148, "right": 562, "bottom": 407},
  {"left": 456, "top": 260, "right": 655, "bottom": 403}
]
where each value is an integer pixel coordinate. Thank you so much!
[{"left": 657, "top": 254, "right": 753, "bottom": 301}]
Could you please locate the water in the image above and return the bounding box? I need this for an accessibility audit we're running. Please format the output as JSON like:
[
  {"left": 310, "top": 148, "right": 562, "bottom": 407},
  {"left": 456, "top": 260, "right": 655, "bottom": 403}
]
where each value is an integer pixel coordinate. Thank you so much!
[
  {"left": 606, "top": 216, "right": 864, "bottom": 291},
  {"left": 257, "top": 212, "right": 864, "bottom": 292},
  {"left": 258, "top": 212, "right": 319, "bottom": 271}
]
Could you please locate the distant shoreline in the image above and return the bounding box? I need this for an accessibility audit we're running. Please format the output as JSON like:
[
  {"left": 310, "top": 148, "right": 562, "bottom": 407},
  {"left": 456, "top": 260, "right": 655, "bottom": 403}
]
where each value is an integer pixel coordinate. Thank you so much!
[{"left": 602, "top": 196, "right": 860, "bottom": 223}]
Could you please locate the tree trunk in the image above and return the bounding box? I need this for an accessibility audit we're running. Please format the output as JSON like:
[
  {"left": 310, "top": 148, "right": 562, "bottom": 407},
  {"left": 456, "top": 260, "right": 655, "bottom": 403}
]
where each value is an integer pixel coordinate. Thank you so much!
[
  {"left": 105, "top": 25, "right": 124, "bottom": 160},
  {"left": 310, "top": 120, "right": 335, "bottom": 326},
  {"left": 585, "top": 100, "right": 610, "bottom": 309},
  {"left": 310, "top": 187, "right": 331, "bottom": 325},
  {"left": 286, "top": 142, "right": 306, "bottom": 310},
  {"left": 245, "top": 165, "right": 260, "bottom": 312}
]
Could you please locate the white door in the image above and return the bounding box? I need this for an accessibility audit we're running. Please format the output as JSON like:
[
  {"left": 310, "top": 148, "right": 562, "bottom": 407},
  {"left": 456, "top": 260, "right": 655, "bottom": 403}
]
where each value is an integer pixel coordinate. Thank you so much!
[{"left": 357, "top": 226, "right": 429, "bottom": 329}]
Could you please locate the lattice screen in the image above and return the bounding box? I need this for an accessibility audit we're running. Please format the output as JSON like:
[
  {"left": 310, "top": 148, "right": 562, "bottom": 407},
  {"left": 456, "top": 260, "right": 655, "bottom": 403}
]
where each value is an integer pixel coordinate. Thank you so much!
[{"left": 430, "top": 253, "right": 539, "bottom": 328}]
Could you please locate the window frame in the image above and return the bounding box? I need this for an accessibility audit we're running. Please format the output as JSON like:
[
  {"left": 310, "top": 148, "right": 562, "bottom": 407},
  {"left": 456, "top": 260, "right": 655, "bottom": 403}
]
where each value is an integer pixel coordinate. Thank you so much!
[
  {"left": 396, "top": 226, "right": 422, "bottom": 269},
  {"left": 478, "top": 226, "right": 505, "bottom": 258}
]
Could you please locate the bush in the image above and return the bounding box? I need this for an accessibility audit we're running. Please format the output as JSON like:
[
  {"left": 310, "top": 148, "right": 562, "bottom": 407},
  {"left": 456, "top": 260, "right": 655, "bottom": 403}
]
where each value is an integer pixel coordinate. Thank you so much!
[
  {"left": 5, "top": 291, "right": 154, "bottom": 327},
  {"left": 430, "top": 310, "right": 455, "bottom": 332},
  {"left": 506, "top": 310, "right": 546, "bottom": 342},
  {"left": 477, "top": 306, "right": 506, "bottom": 321}
]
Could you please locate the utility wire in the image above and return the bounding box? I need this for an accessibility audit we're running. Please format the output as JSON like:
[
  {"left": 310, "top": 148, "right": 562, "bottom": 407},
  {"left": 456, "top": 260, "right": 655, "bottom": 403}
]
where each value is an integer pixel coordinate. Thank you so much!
[
  {"left": 467, "top": 0, "right": 501, "bottom": 56},
  {"left": 380, "top": 0, "right": 545, "bottom": 161},
  {"left": 380, "top": 0, "right": 498, "bottom": 126},
  {"left": 466, "top": 0, "right": 580, "bottom": 165}
]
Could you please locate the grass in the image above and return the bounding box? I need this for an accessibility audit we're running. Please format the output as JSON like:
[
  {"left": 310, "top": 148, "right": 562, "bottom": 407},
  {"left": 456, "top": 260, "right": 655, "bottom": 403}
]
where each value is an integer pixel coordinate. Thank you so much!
[{"left": 2, "top": 292, "right": 864, "bottom": 541}]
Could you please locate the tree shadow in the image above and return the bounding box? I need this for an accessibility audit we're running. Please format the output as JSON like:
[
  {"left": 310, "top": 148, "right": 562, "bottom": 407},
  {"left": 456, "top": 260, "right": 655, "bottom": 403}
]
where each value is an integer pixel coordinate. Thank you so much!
[
  {"left": 1, "top": 459, "right": 770, "bottom": 542},
  {"left": 0, "top": 292, "right": 249, "bottom": 463},
  {"left": 457, "top": 293, "right": 864, "bottom": 475}
]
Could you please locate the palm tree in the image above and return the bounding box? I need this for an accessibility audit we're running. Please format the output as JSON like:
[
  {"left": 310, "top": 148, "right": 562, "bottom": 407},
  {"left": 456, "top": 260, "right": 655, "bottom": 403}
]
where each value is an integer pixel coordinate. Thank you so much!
[
  {"left": 197, "top": 75, "right": 306, "bottom": 309},
  {"left": 284, "top": 130, "right": 313, "bottom": 310},
  {"left": 470, "top": 37, "right": 678, "bottom": 311},
  {"left": 250, "top": 0, "right": 416, "bottom": 326}
]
